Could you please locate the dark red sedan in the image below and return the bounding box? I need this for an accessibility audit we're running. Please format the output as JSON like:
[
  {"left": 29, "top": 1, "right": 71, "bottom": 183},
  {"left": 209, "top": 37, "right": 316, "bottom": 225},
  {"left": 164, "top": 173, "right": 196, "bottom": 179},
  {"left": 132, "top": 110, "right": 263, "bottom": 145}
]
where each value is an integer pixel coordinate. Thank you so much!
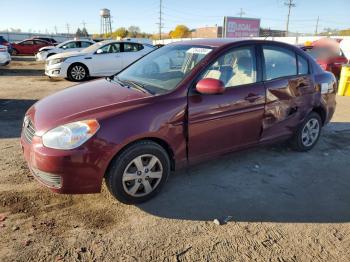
[
  {"left": 11, "top": 39, "right": 51, "bottom": 55},
  {"left": 21, "top": 39, "right": 337, "bottom": 204}
]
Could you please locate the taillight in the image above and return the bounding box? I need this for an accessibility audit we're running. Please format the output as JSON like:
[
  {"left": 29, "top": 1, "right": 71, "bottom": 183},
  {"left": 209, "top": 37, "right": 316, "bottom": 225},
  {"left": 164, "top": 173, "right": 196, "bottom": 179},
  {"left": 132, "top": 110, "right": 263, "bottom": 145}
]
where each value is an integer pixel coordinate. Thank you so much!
[{"left": 0, "top": 47, "right": 7, "bottom": 52}]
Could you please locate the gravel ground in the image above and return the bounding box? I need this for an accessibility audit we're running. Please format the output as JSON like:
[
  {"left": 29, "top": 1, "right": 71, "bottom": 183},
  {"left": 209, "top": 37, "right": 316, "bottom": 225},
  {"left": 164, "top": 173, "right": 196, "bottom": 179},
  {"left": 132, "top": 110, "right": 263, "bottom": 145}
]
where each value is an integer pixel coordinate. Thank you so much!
[{"left": 1, "top": 57, "right": 350, "bottom": 262}]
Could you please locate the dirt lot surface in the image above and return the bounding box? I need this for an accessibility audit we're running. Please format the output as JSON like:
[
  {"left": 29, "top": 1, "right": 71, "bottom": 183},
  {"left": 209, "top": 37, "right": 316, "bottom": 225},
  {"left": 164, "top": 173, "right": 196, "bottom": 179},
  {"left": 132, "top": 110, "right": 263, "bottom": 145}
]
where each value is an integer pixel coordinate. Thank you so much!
[{"left": 1, "top": 58, "right": 350, "bottom": 262}]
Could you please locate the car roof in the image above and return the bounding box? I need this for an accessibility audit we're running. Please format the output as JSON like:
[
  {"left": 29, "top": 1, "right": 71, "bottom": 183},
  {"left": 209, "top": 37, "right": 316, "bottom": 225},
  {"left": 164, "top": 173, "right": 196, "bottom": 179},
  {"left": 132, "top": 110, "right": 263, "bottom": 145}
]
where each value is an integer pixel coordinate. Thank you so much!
[{"left": 169, "top": 38, "right": 244, "bottom": 48}]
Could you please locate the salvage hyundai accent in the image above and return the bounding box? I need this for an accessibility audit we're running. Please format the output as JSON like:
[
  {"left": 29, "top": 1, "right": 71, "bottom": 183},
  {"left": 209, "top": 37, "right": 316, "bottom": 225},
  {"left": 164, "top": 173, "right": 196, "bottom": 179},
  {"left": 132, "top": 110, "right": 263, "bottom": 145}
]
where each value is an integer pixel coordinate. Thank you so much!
[{"left": 21, "top": 39, "right": 337, "bottom": 204}]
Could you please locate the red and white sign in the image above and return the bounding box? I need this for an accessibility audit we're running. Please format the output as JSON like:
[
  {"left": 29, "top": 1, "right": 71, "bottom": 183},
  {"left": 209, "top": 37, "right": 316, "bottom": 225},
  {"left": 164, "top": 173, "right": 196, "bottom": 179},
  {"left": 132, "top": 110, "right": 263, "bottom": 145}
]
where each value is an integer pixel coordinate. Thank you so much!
[{"left": 223, "top": 17, "right": 260, "bottom": 38}]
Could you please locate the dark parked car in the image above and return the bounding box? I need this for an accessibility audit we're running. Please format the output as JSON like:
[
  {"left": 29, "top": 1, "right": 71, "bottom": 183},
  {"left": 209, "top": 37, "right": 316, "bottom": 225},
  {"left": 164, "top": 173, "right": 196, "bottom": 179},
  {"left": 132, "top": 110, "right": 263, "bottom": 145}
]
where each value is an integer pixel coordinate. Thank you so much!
[
  {"left": 11, "top": 39, "right": 51, "bottom": 55},
  {"left": 0, "top": 35, "right": 12, "bottom": 53},
  {"left": 21, "top": 39, "right": 337, "bottom": 204}
]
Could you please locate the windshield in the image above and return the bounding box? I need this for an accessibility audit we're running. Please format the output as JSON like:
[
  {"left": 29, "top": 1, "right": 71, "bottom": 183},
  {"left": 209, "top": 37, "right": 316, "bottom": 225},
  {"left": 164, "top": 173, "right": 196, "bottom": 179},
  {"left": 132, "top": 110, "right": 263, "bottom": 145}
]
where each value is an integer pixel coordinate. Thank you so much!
[
  {"left": 81, "top": 41, "right": 105, "bottom": 53},
  {"left": 116, "top": 45, "right": 213, "bottom": 94}
]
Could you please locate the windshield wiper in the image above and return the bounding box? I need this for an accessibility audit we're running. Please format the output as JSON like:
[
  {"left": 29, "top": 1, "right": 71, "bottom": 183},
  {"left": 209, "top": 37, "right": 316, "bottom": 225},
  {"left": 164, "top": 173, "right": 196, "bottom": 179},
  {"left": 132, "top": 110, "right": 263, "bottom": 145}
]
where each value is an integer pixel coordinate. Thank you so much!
[
  {"left": 108, "top": 76, "right": 129, "bottom": 88},
  {"left": 122, "top": 79, "right": 153, "bottom": 94}
]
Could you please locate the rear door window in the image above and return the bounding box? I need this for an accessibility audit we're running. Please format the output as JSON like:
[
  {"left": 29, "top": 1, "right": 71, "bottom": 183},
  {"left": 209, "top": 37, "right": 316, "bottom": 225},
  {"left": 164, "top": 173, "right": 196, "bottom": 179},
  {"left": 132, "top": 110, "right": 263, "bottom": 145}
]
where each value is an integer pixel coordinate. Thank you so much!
[
  {"left": 123, "top": 43, "right": 139, "bottom": 52},
  {"left": 297, "top": 55, "right": 309, "bottom": 75},
  {"left": 263, "top": 45, "right": 297, "bottom": 80}
]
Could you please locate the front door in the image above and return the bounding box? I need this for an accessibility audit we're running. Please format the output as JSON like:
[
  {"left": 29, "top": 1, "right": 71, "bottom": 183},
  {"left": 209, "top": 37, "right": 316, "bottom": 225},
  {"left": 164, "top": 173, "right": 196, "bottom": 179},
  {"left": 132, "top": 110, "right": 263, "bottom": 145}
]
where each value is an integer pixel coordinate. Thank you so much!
[
  {"left": 188, "top": 45, "right": 266, "bottom": 162},
  {"left": 91, "top": 42, "right": 123, "bottom": 76}
]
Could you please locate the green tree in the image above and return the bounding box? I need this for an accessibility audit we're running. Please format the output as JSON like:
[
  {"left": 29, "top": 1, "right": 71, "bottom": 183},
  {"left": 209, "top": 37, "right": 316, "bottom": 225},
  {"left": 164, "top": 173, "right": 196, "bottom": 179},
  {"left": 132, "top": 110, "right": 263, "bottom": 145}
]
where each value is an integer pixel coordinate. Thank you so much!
[{"left": 81, "top": 27, "right": 89, "bottom": 37}]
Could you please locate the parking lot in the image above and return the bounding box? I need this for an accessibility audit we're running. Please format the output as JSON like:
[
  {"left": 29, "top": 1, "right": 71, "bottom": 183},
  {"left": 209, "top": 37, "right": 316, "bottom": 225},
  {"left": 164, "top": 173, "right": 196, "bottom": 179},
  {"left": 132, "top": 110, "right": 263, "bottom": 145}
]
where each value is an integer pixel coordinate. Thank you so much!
[{"left": 1, "top": 58, "right": 350, "bottom": 261}]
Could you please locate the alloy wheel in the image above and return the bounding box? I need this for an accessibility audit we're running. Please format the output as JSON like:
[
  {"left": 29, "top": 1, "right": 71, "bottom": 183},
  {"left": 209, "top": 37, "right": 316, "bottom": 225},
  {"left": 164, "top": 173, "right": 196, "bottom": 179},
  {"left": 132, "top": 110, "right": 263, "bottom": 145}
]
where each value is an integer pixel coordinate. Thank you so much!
[
  {"left": 122, "top": 154, "right": 163, "bottom": 197},
  {"left": 301, "top": 118, "right": 320, "bottom": 147},
  {"left": 71, "top": 65, "right": 86, "bottom": 80}
]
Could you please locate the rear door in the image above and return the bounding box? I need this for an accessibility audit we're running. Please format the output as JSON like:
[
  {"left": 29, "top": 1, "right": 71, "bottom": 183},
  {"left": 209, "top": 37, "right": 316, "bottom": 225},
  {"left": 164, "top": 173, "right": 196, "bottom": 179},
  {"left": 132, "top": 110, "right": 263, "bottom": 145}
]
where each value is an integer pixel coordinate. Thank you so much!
[
  {"left": 261, "top": 44, "right": 315, "bottom": 141},
  {"left": 188, "top": 45, "right": 266, "bottom": 162}
]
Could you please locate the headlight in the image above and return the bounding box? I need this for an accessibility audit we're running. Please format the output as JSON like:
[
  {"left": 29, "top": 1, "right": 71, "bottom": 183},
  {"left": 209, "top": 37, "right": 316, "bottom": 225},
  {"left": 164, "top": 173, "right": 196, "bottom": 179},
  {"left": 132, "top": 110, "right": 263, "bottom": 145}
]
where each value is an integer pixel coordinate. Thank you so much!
[
  {"left": 50, "top": 58, "right": 66, "bottom": 65},
  {"left": 42, "top": 119, "right": 100, "bottom": 150}
]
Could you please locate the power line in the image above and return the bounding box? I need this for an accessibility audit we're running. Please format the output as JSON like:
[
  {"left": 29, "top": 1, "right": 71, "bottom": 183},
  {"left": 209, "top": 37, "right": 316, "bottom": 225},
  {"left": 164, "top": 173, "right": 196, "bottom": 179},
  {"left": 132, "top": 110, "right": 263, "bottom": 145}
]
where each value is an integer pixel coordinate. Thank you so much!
[
  {"left": 156, "top": 0, "right": 163, "bottom": 40},
  {"left": 315, "top": 16, "right": 319, "bottom": 35},
  {"left": 238, "top": 8, "right": 246, "bottom": 18},
  {"left": 66, "top": 23, "right": 70, "bottom": 36},
  {"left": 284, "top": 0, "right": 296, "bottom": 36}
]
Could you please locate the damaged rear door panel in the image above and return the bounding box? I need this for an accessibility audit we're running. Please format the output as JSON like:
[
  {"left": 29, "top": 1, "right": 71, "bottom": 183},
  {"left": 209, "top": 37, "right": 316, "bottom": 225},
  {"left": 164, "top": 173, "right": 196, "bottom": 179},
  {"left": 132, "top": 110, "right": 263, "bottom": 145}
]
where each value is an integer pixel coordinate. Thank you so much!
[{"left": 260, "top": 44, "right": 319, "bottom": 142}]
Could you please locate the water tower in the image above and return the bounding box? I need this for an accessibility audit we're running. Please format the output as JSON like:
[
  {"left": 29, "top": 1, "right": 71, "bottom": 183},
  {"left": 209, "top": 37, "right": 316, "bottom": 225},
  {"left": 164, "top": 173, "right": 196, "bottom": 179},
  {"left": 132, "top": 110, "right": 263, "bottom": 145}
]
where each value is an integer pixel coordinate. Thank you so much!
[{"left": 100, "top": 8, "right": 112, "bottom": 36}]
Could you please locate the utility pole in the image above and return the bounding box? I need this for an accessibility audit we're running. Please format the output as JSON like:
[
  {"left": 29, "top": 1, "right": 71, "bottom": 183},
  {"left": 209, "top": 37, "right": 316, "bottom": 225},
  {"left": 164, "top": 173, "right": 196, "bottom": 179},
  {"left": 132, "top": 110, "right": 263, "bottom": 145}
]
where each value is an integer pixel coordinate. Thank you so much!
[
  {"left": 54, "top": 26, "right": 58, "bottom": 35},
  {"left": 238, "top": 8, "right": 245, "bottom": 17},
  {"left": 157, "top": 0, "right": 163, "bottom": 40},
  {"left": 284, "top": 0, "right": 296, "bottom": 36},
  {"left": 66, "top": 23, "right": 70, "bottom": 36},
  {"left": 315, "top": 16, "right": 319, "bottom": 35}
]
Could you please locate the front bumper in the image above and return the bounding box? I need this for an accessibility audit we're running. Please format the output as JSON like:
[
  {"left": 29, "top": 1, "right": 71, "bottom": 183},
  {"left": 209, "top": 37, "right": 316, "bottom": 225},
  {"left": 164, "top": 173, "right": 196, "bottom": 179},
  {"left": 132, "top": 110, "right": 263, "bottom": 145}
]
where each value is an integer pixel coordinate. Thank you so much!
[
  {"left": 36, "top": 52, "right": 48, "bottom": 61},
  {"left": 45, "top": 62, "right": 68, "bottom": 78},
  {"left": 20, "top": 132, "right": 108, "bottom": 194}
]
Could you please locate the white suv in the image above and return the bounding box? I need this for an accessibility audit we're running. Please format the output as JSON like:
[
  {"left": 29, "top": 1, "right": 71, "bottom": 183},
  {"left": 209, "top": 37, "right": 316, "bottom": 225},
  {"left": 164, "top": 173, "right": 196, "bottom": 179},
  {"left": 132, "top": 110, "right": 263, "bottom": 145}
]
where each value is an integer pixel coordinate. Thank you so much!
[
  {"left": 36, "top": 39, "right": 95, "bottom": 61},
  {"left": 45, "top": 40, "right": 155, "bottom": 81}
]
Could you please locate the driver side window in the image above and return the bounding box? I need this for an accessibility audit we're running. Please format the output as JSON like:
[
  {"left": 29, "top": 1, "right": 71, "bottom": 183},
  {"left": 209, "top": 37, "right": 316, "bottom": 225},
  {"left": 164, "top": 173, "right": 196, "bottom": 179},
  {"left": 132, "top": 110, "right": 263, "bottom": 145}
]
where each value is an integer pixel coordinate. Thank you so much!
[{"left": 201, "top": 46, "right": 257, "bottom": 88}]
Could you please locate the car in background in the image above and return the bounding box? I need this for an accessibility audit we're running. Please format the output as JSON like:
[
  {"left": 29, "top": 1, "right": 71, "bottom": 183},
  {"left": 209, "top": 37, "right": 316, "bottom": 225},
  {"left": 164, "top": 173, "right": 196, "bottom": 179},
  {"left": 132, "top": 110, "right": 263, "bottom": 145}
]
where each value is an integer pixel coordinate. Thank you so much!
[
  {"left": 36, "top": 39, "right": 95, "bottom": 61},
  {"left": 301, "top": 39, "right": 348, "bottom": 79},
  {"left": 30, "top": 37, "right": 58, "bottom": 46},
  {"left": 11, "top": 39, "right": 51, "bottom": 55},
  {"left": 0, "top": 45, "right": 11, "bottom": 65},
  {"left": 22, "top": 39, "right": 337, "bottom": 204},
  {"left": 45, "top": 40, "right": 155, "bottom": 81},
  {"left": 0, "top": 35, "right": 12, "bottom": 53}
]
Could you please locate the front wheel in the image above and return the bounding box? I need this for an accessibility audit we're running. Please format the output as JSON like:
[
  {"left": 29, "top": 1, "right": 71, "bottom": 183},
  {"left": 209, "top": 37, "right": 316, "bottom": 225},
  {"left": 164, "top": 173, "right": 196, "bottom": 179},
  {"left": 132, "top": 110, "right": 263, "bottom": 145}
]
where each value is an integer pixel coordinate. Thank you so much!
[
  {"left": 290, "top": 112, "right": 322, "bottom": 151},
  {"left": 105, "top": 141, "right": 170, "bottom": 204},
  {"left": 67, "top": 63, "right": 89, "bottom": 81}
]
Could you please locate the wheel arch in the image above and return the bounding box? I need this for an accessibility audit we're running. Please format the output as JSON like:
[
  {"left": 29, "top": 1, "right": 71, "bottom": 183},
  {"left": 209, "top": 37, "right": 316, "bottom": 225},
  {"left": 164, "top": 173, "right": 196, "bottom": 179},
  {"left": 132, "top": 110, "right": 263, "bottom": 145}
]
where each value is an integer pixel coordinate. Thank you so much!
[
  {"left": 104, "top": 137, "right": 176, "bottom": 179},
  {"left": 68, "top": 62, "right": 90, "bottom": 76},
  {"left": 312, "top": 106, "right": 326, "bottom": 126}
]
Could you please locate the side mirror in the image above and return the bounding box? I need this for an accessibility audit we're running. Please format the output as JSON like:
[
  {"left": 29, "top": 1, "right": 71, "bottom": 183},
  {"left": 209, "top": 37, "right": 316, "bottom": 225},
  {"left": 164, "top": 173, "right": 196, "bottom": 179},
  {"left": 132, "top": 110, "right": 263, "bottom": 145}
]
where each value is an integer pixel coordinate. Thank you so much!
[
  {"left": 196, "top": 78, "right": 225, "bottom": 95},
  {"left": 96, "top": 49, "right": 103, "bottom": 54}
]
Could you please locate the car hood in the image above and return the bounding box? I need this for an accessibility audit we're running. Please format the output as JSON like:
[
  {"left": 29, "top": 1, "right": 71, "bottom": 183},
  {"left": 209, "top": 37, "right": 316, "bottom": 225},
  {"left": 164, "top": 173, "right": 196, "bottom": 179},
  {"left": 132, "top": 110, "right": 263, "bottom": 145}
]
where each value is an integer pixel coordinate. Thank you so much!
[
  {"left": 39, "top": 46, "right": 55, "bottom": 52},
  {"left": 27, "top": 78, "right": 152, "bottom": 135},
  {"left": 48, "top": 51, "right": 85, "bottom": 60}
]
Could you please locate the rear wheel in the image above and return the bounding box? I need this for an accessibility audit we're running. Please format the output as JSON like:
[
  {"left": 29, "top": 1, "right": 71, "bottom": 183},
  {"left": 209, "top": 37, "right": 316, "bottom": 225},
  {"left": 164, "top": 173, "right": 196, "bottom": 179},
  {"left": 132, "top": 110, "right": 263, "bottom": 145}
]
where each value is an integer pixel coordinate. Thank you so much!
[
  {"left": 290, "top": 112, "right": 322, "bottom": 151},
  {"left": 105, "top": 141, "right": 170, "bottom": 204},
  {"left": 67, "top": 63, "right": 89, "bottom": 81}
]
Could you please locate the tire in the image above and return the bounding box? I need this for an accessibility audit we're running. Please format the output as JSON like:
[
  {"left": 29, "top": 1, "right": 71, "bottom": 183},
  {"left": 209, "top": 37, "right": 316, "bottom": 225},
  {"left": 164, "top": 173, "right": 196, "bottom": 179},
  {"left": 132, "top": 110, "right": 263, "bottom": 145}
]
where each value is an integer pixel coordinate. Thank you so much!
[
  {"left": 105, "top": 141, "right": 170, "bottom": 204},
  {"left": 67, "top": 63, "right": 89, "bottom": 82},
  {"left": 290, "top": 112, "right": 322, "bottom": 152},
  {"left": 11, "top": 49, "right": 18, "bottom": 55}
]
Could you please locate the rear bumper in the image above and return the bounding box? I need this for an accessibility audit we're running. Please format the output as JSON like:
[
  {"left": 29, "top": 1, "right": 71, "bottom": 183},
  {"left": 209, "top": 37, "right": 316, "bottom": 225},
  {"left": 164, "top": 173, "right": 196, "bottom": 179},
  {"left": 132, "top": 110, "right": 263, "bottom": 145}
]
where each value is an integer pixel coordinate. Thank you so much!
[{"left": 20, "top": 133, "right": 110, "bottom": 194}]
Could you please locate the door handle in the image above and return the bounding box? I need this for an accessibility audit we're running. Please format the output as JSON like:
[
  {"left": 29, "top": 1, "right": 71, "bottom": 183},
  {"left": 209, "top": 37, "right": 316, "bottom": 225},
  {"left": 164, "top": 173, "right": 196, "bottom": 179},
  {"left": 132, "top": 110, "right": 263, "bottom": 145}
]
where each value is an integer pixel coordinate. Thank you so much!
[{"left": 244, "top": 94, "right": 260, "bottom": 102}]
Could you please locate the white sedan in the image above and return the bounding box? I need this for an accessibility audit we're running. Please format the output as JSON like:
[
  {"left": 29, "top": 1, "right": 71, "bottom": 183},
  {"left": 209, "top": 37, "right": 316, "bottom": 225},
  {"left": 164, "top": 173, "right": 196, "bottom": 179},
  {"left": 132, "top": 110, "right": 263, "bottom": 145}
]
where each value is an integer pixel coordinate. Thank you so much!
[
  {"left": 0, "top": 45, "right": 11, "bottom": 66},
  {"left": 36, "top": 39, "right": 95, "bottom": 61},
  {"left": 45, "top": 40, "right": 155, "bottom": 81}
]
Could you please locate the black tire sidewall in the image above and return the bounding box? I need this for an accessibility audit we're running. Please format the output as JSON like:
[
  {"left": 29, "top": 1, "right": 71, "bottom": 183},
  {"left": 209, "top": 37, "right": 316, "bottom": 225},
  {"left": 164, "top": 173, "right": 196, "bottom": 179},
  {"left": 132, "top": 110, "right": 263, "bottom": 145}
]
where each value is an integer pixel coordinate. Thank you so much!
[
  {"left": 293, "top": 112, "right": 322, "bottom": 151},
  {"left": 67, "top": 63, "right": 89, "bottom": 82},
  {"left": 106, "top": 142, "right": 170, "bottom": 204}
]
